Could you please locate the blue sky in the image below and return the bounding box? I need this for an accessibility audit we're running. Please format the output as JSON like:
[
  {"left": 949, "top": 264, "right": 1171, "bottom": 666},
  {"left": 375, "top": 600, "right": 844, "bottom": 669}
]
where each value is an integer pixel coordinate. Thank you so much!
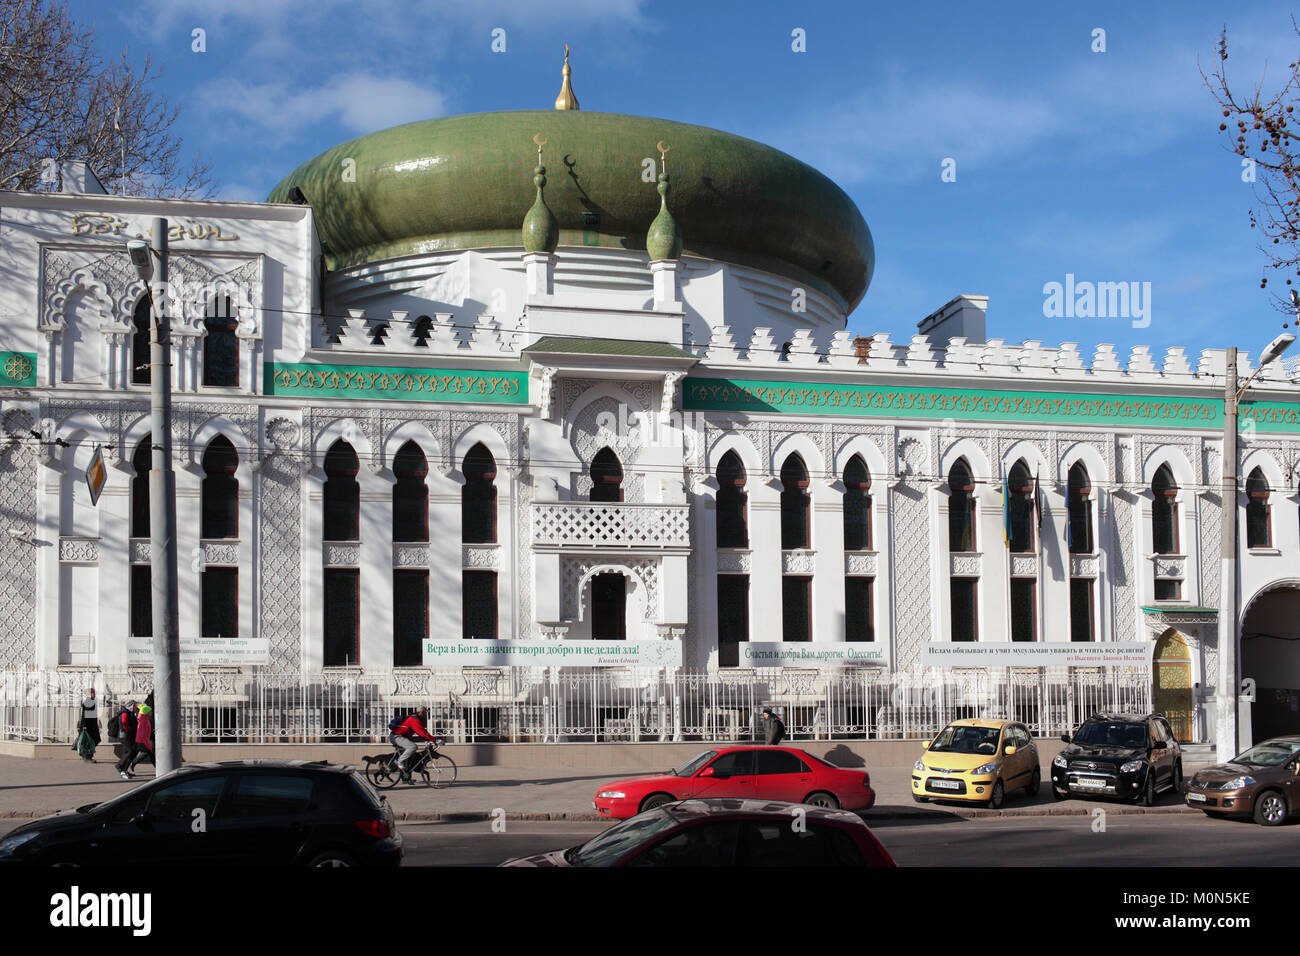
[{"left": 67, "top": 0, "right": 1300, "bottom": 366}]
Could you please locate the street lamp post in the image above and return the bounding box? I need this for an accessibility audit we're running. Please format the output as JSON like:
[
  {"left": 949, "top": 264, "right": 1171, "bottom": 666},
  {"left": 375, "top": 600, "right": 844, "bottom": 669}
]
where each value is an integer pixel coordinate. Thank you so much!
[
  {"left": 1216, "top": 331, "right": 1294, "bottom": 760},
  {"left": 127, "top": 219, "right": 182, "bottom": 774}
]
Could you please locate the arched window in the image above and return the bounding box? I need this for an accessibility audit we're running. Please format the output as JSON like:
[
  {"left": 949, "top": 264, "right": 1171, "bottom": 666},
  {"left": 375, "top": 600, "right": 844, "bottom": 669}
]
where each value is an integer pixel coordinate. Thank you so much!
[
  {"left": 130, "top": 437, "right": 151, "bottom": 538},
  {"left": 716, "top": 451, "right": 748, "bottom": 548},
  {"left": 462, "top": 443, "right": 497, "bottom": 544},
  {"left": 1067, "top": 462, "right": 1093, "bottom": 554},
  {"left": 948, "top": 459, "right": 976, "bottom": 552},
  {"left": 1151, "top": 465, "right": 1179, "bottom": 554},
  {"left": 131, "top": 298, "right": 150, "bottom": 385},
  {"left": 779, "top": 453, "right": 810, "bottom": 550},
  {"left": 1007, "top": 460, "right": 1035, "bottom": 553},
  {"left": 203, "top": 295, "right": 239, "bottom": 387},
  {"left": 1246, "top": 467, "right": 1271, "bottom": 549},
  {"left": 590, "top": 447, "right": 624, "bottom": 503},
  {"left": 323, "top": 440, "right": 360, "bottom": 541},
  {"left": 842, "top": 454, "right": 871, "bottom": 551},
  {"left": 200, "top": 436, "right": 239, "bottom": 539},
  {"left": 393, "top": 441, "right": 428, "bottom": 542}
]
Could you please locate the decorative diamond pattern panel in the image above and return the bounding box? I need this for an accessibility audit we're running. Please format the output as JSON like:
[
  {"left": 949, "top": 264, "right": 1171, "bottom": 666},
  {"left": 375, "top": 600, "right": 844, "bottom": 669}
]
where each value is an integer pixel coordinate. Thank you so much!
[
  {"left": 1197, "top": 495, "right": 1222, "bottom": 681},
  {"left": 891, "top": 487, "right": 932, "bottom": 669},
  {"left": 1111, "top": 498, "right": 1136, "bottom": 643},
  {"left": 533, "top": 503, "right": 689, "bottom": 550},
  {"left": 0, "top": 444, "right": 37, "bottom": 666},
  {"left": 258, "top": 454, "right": 302, "bottom": 676}
]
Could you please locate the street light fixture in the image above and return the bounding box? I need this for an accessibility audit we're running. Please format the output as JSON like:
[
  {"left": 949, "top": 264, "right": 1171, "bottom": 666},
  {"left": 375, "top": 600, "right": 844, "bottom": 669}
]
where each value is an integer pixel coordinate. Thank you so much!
[
  {"left": 1217, "top": 329, "right": 1294, "bottom": 762},
  {"left": 126, "top": 222, "right": 182, "bottom": 775}
]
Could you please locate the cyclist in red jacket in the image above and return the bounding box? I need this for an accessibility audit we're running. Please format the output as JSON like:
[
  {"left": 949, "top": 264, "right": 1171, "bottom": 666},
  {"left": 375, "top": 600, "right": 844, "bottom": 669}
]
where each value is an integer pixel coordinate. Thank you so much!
[{"left": 390, "top": 709, "right": 437, "bottom": 781}]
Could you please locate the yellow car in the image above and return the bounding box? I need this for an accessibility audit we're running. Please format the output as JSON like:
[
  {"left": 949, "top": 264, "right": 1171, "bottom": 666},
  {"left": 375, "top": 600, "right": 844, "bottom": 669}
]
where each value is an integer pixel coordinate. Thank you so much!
[{"left": 911, "top": 719, "right": 1041, "bottom": 809}]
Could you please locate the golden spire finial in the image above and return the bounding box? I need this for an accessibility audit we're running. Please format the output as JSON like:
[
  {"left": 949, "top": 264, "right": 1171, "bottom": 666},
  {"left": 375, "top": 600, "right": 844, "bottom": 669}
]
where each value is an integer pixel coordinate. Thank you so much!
[{"left": 555, "top": 44, "right": 579, "bottom": 110}]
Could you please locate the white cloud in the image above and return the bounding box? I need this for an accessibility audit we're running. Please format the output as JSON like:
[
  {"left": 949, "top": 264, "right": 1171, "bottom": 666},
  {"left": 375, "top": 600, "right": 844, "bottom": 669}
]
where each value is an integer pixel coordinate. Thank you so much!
[{"left": 199, "top": 71, "right": 447, "bottom": 138}]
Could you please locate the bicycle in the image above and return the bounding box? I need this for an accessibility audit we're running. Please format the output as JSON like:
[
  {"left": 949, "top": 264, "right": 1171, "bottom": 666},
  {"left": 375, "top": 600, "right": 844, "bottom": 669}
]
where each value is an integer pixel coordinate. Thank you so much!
[{"left": 366, "top": 738, "right": 457, "bottom": 790}]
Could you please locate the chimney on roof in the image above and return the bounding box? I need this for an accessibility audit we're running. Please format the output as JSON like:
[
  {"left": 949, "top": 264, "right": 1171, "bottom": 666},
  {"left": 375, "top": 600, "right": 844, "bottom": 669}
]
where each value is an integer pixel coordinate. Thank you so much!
[
  {"left": 918, "top": 294, "right": 988, "bottom": 347},
  {"left": 60, "top": 161, "right": 108, "bottom": 195}
]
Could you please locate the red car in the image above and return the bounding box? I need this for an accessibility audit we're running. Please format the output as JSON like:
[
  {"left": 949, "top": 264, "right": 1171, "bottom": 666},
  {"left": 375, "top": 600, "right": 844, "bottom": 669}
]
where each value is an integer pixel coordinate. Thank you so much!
[
  {"left": 503, "top": 798, "right": 896, "bottom": 867},
  {"left": 591, "top": 746, "right": 875, "bottom": 819}
]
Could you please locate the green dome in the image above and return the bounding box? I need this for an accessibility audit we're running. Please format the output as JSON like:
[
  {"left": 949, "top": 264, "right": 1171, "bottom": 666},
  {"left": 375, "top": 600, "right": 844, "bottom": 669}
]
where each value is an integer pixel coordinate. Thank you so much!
[{"left": 268, "top": 110, "right": 874, "bottom": 311}]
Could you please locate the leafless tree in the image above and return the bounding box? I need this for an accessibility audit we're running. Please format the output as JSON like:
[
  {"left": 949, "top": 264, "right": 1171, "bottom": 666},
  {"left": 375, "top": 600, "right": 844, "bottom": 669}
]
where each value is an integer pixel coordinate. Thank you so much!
[
  {"left": 0, "top": 0, "right": 212, "bottom": 197},
  {"left": 1203, "top": 22, "right": 1300, "bottom": 315}
]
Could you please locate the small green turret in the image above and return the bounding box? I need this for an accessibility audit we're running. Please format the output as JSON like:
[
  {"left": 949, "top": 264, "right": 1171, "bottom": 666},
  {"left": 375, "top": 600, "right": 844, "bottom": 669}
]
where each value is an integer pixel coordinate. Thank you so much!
[
  {"left": 646, "top": 170, "right": 682, "bottom": 261},
  {"left": 522, "top": 160, "right": 559, "bottom": 254}
]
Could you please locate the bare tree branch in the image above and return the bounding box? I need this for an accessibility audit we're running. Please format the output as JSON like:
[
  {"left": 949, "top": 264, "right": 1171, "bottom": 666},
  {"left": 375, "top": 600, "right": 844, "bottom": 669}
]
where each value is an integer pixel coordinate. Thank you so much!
[
  {"left": 0, "top": 0, "right": 212, "bottom": 198},
  {"left": 1201, "top": 20, "right": 1300, "bottom": 314}
]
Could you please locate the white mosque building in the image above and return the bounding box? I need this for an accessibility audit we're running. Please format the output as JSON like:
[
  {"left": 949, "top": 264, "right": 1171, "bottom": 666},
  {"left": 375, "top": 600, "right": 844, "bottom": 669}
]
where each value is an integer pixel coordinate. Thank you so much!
[{"left": 1, "top": 61, "right": 1298, "bottom": 745}]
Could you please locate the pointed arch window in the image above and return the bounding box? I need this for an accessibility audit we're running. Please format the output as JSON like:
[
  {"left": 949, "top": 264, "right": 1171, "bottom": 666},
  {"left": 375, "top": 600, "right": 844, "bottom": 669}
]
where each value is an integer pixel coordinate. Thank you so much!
[
  {"left": 412, "top": 315, "right": 433, "bottom": 348},
  {"left": 201, "top": 436, "right": 239, "bottom": 539},
  {"left": 462, "top": 443, "right": 497, "bottom": 544},
  {"left": 393, "top": 441, "right": 429, "bottom": 542},
  {"left": 1067, "top": 462, "right": 1093, "bottom": 554},
  {"left": 1007, "top": 460, "right": 1035, "bottom": 553},
  {"left": 1151, "top": 465, "right": 1179, "bottom": 554},
  {"left": 779, "top": 453, "right": 810, "bottom": 550},
  {"left": 131, "top": 298, "right": 151, "bottom": 385},
  {"left": 203, "top": 295, "right": 239, "bottom": 387},
  {"left": 843, "top": 455, "right": 871, "bottom": 551},
  {"left": 948, "top": 459, "right": 976, "bottom": 553},
  {"left": 1246, "top": 467, "right": 1271, "bottom": 549},
  {"left": 716, "top": 451, "right": 748, "bottom": 549},
  {"left": 590, "top": 447, "right": 624, "bottom": 503},
  {"left": 323, "top": 440, "right": 360, "bottom": 541},
  {"left": 130, "top": 436, "right": 151, "bottom": 538}
]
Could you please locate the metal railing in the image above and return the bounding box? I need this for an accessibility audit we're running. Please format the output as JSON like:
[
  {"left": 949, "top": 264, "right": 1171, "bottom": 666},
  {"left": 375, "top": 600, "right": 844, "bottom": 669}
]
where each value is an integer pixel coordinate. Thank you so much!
[{"left": 1, "top": 665, "right": 1152, "bottom": 745}]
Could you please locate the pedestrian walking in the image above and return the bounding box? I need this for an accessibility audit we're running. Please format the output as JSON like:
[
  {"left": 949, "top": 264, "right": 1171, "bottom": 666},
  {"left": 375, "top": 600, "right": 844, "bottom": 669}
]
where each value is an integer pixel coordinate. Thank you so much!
[
  {"left": 74, "top": 687, "right": 100, "bottom": 761},
  {"left": 114, "top": 701, "right": 140, "bottom": 778},
  {"left": 127, "top": 704, "right": 155, "bottom": 776},
  {"left": 762, "top": 707, "right": 786, "bottom": 745}
]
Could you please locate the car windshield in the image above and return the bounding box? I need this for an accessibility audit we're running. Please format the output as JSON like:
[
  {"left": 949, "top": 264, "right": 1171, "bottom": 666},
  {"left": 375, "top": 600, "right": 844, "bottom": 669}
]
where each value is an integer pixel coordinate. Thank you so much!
[
  {"left": 1232, "top": 741, "right": 1300, "bottom": 767},
  {"left": 1072, "top": 721, "right": 1147, "bottom": 748},
  {"left": 672, "top": 751, "right": 717, "bottom": 777},
  {"left": 928, "top": 725, "right": 1001, "bottom": 754},
  {"left": 570, "top": 810, "right": 678, "bottom": 866}
]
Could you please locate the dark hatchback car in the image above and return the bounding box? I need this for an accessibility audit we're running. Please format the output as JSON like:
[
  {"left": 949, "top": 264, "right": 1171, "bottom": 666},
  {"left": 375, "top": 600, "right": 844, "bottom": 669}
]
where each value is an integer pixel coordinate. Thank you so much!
[
  {"left": 501, "top": 798, "right": 896, "bottom": 867},
  {"left": 0, "top": 760, "right": 402, "bottom": 867},
  {"left": 1051, "top": 713, "right": 1182, "bottom": 804}
]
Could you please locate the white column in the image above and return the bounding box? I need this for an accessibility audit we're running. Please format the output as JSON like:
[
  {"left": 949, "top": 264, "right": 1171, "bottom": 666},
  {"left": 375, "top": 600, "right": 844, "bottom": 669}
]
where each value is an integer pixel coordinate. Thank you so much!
[
  {"left": 358, "top": 469, "right": 394, "bottom": 671},
  {"left": 1041, "top": 486, "right": 1070, "bottom": 640},
  {"left": 301, "top": 467, "right": 325, "bottom": 673},
  {"left": 975, "top": 485, "right": 1005, "bottom": 641},
  {"left": 176, "top": 464, "right": 203, "bottom": 641},
  {"left": 97, "top": 459, "right": 133, "bottom": 667},
  {"left": 749, "top": 479, "right": 782, "bottom": 642},
  {"left": 428, "top": 472, "right": 463, "bottom": 642},
  {"left": 812, "top": 477, "right": 842, "bottom": 642}
]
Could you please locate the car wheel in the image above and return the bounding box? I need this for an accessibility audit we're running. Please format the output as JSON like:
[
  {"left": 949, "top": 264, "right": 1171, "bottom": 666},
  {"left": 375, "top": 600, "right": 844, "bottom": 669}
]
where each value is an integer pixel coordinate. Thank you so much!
[
  {"left": 1139, "top": 771, "right": 1156, "bottom": 807},
  {"left": 306, "top": 850, "right": 356, "bottom": 868},
  {"left": 986, "top": 779, "right": 1004, "bottom": 810},
  {"left": 1026, "top": 768, "right": 1041, "bottom": 796},
  {"left": 639, "top": 793, "right": 675, "bottom": 813},
  {"left": 1170, "top": 760, "right": 1183, "bottom": 794},
  {"left": 1253, "top": 790, "right": 1289, "bottom": 827},
  {"left": 804, "top": 791, "right": 840, "bottom": 810}
]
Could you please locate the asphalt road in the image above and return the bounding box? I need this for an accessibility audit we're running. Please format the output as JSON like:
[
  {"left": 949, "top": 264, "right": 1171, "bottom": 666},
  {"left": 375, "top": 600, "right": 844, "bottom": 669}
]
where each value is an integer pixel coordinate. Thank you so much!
[{"left": 3, "top": 813, "right": 1297, "bottom": 866}]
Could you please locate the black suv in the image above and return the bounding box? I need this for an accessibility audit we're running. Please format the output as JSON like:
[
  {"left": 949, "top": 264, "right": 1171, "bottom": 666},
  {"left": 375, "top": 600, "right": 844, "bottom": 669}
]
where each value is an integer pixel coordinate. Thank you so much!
[
  {"left": 0, "top": 760, "right": 402, "bottom": 867},
  {"left": 1050, "top": 713, "right": 1182, "bottom": 804}
]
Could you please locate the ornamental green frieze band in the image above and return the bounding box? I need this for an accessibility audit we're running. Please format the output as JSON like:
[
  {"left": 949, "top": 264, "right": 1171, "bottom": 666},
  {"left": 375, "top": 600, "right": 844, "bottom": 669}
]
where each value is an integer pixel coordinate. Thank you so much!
[
  {"left": 265, "top": 363, "right": 527, "bottom": 403},
  {"left": 683, "top": 377, "right": 1299, "bottom": 433},
  {"left": 0, "top": 352, "right": 36, "bottom": 387}
]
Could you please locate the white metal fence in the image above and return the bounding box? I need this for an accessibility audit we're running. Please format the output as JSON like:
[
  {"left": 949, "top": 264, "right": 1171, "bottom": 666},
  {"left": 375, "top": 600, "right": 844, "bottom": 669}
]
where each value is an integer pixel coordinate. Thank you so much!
[{"left": 1, "top": 665, "right": 1152, "bottom": 745}]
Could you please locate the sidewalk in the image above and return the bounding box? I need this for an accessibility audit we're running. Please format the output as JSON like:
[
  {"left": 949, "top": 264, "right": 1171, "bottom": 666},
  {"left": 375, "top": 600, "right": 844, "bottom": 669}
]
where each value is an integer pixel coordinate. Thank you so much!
[{"left": 0, "top": 750, "right": 1213, "bottom": 822}]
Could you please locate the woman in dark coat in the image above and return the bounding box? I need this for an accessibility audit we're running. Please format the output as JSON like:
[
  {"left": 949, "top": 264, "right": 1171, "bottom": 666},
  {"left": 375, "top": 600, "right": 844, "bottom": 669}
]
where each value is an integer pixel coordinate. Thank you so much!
[{"left": 76, "top": 688, "right": 101, "bottom": 761}]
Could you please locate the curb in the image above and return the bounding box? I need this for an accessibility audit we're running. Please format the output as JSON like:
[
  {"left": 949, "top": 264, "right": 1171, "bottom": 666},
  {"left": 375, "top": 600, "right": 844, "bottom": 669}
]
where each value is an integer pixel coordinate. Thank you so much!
[{"left": 0, "top": 805, "right": 1203, "bottom": 823}]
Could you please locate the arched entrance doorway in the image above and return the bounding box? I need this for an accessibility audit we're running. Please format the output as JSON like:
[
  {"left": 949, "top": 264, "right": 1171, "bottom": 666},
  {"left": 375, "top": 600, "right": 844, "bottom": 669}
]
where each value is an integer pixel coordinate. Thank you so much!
[
  {"left": 1152, "top": 629, "right": 1193, "bottom": 741},
  {"left": 591, "top": 572, "right": 627, "bottom": 640},
  {"left": 1242, "top": 583, "right": 1300, "bottom": 743}
]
